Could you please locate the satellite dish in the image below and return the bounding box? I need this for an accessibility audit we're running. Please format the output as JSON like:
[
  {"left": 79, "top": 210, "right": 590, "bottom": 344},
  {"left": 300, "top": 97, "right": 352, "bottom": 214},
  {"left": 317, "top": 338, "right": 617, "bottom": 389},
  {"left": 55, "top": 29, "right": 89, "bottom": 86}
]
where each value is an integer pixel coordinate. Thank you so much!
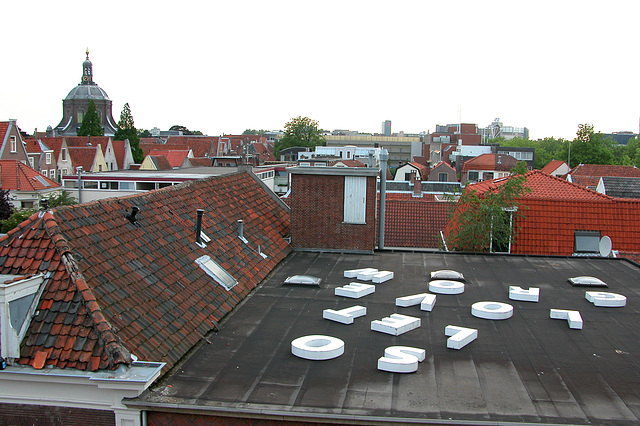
[{"left": 599, "top": 236, "right": 612, "bottom": 257}]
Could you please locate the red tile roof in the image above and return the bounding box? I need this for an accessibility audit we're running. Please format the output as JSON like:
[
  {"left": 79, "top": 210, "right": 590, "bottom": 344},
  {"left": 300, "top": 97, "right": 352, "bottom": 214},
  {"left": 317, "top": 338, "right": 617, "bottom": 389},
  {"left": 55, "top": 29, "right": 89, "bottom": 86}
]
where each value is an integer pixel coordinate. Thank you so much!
[
  {"left": 381, "top": 193, "right": 453, "bottom": 248},
  {"left": 0, "top": 122, "right": 9, "bottom": 142},
  {"left": 462, "top": 153, "right": 517, "bottom": 172},
  {"left": 148, "top": 150, "right": 189, "bottom": 168},
  {"left": 67, "top": 147, "right": 98, "bottom": 171},
  {"left": 568, "top": 164, "right": 640, "bottom": 189},
  {"left": 148, "top": 155, "right": 172, "bottom": 170},
  {"left": 64, "top": 136, "right": 111, "bottom": 148},
  {"left": 161, "top": 137, "right": 219, "bottom": 158},
  {"left": 0, "top": 172, "right": 291, "bottom": 373},
  {"left": 540, "top": 159, "right": 567, "bottom": 174},
  {"left": 23, "top": 139, "right": 50, "bottom": 154},
  {"left": 0, "top": 160, "right": 60, "bottom": 190},
  {"left": 462, "top": 170, "right": 640, "bottom": 257},
  {"left": 186, "top": 158, "right": 213, "bottom": 167},
  {"left": 111, "top": 140, "right": 126, "bottom": 169}
]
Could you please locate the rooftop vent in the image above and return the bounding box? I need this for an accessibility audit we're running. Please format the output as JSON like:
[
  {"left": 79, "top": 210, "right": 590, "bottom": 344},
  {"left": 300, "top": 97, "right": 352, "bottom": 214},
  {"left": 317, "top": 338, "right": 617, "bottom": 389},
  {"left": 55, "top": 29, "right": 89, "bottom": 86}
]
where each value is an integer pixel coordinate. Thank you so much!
[
  {"left": 125, "top": 206, "right": 140, "bottom": 224},
  {"left": 237, "top": 220, "right": 248, "bottom": 243},
  {"left": 196, "top": 209, "right": 204, "bottom": 245}
]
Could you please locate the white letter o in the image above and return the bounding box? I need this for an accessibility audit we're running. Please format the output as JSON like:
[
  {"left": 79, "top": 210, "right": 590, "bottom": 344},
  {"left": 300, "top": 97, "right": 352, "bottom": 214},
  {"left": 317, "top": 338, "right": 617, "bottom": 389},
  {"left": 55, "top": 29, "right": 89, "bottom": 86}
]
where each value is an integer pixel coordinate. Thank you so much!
[{"left": 291, "top": 335, "right": 345, "bottom": 360}]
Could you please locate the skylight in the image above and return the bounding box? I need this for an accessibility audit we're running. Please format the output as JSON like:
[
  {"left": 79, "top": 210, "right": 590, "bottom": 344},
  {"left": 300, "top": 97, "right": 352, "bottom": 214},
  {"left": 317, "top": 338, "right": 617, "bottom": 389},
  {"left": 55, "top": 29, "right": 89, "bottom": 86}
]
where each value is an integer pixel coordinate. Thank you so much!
[
  {"left": 430, "top": 270, "right": 465, "bottom": 281},
  {"left": 568, "top": 276, "right": 607, "bottom": 287},
  {"left": 195, "top": 255, "right": 237, "bottom": 290},
  {"left": 283, "top": 275, "right": 322, "bottom": 286},
  {"left": 34, "top": 176, "right": 50, "bottom": 187}
]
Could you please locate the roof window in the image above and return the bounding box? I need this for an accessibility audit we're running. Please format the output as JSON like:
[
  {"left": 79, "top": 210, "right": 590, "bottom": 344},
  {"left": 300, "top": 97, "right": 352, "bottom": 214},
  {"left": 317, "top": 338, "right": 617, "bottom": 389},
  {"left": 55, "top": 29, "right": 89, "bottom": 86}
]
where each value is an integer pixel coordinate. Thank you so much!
[
  {"left": 430, "top": 270, "right": 465, "bottom": 281},
  {"left": 568, "top": 276, "right": 608, "bottom": 287},
  {"left": 195, "top": 255, "right": 237, "bottom": 290},
  {"left": 574, "top": 230, "right": 600, "bottom": 254},
  {"left": 283, "top": 275, "right": 322, "bottom": 286}
]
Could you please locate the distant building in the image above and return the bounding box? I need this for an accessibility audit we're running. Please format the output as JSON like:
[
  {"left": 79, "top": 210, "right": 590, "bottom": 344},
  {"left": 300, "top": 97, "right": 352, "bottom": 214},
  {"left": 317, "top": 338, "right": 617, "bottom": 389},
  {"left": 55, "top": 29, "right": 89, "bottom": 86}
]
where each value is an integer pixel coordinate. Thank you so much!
[
  {"left": 382, "top": 120, "right": 391, "bottom": 136},
  {"left": 601, "top": 132, "right": 636, "bottom": 145},
  {"left": 54, "top": 50, "right": 118, "bottom": 137},
  {"left": 325, "top": 134, "right": 422, "bottom": 169},
  {"left": 479, "top": 118, "right": 529, "bottom": 142}
]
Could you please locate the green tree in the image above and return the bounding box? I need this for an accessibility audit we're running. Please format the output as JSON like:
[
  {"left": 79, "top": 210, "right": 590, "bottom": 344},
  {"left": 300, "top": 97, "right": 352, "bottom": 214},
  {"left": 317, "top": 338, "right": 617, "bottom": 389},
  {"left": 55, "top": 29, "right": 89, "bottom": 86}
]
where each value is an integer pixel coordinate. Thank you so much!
[
  {"left": 447, "top": 174, "right": 530, "bottom": 253},
  {"left": 169, "top": 125, "right": 202, "bottom": 136},
  {"left": 274, "top": 116, "right": 325, "bottom": 157},
  {"left": 77, "top": 100, "right": 104, "bottom": 136},
  {"left": 138, "top": 129, "right": 152, "bottom": 138},
  {"left": 47, "top": 190, "right": 78, "bottom": 207},
  {"left": 623, "top": 136, "right": 640, "bottom": 166},
  {"left": 114, "top": 103, "right": 144, "bottom": 163},
  {"left": 0, "top": 189, "right": 14, "bottom": 221},
  {"left": 569, "top": 124, "right": 615, "bottom": 167},
  {"left": 511, "top": 161, "right": 528, "bottom": 175},
  {"left": 242, "top": 129, "right": 268, "bottom": 135},
  {"left": 1, "top": 209, "right": 36, "bottom": 233}
]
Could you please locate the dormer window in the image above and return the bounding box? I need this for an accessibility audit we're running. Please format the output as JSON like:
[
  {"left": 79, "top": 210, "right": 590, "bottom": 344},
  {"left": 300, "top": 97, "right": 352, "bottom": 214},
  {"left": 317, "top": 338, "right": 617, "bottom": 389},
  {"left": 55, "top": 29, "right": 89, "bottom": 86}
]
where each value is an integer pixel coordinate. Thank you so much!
[{"left": 0, "top": 274, "right": 47, "bottom": 360}]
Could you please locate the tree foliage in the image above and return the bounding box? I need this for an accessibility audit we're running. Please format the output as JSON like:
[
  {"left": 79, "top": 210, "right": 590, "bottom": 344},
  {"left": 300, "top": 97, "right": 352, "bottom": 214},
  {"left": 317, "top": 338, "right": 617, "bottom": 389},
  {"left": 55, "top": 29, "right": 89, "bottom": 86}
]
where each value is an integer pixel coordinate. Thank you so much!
[
  {"left": 169, "top": 125, "right": 202, "bottom": 136},
  {"left": 47, "top": 191, "right": 78, "bottom": 207},
  {"left": 0, "top": 189, "right": 14, "bottom": 221},
  {"left": 114, "top": 103, "right": 144, "bottom": 163},
  {"left": 568, "top": 123, "right": 615, "bottom": 167},
  {"left": 77, "top": 100, "right": 104, "bottom": 137},
  {"left": 274, "top": 116, "right": 325, "bottom": 157},
  {"left": 447, "top": 174, "right": 530, "bottom": 253},
  {"left": 242, "top": 129, "right": 268, "bottom": 135},
  {"left": 0, "top": 209, "right": 36, "bottom": 233}
]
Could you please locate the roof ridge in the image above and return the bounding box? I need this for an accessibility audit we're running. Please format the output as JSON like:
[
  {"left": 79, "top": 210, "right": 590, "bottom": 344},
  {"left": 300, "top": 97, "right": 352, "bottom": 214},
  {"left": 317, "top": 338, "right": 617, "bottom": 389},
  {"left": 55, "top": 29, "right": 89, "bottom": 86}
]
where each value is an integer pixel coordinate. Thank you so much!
[
  {"left": 42, "top": 211, "right": 132, "bottom": 368},
  {"left": 530, "top": 169, "right": 613, "bottom": 200}
]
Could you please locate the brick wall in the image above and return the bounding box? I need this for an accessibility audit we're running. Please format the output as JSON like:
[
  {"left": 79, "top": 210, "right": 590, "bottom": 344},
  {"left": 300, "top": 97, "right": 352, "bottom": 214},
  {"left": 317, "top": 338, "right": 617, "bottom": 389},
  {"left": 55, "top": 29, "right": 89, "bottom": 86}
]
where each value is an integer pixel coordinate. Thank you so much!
[
  {"left": 290, "top": 173, "right": 377, "bottom": 252},
  {"left": 0, "top": 403, "right": 115, "bottom": 426}
]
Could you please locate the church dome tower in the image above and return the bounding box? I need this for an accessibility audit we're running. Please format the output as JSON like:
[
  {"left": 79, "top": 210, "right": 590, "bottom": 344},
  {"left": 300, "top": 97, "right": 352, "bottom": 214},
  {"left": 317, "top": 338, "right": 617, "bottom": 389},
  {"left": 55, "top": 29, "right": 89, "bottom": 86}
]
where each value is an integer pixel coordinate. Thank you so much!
[{"left": 55, "top": 49, "right": 118, "bottom": 136}]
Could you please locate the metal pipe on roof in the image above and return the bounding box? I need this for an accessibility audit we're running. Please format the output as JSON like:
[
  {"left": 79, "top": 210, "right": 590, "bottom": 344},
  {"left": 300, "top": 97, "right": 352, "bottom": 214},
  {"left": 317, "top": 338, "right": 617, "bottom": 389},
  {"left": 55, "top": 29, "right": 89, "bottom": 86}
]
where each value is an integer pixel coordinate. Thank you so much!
[
  {"left": 196, "top": 209, "right": 204, "bottom": 245},
  {"left": 379, "top": 149, "right": 388, "bottom": 250},
  {"left": 237, "top": 219, "right": 245, "bottom": 241}
]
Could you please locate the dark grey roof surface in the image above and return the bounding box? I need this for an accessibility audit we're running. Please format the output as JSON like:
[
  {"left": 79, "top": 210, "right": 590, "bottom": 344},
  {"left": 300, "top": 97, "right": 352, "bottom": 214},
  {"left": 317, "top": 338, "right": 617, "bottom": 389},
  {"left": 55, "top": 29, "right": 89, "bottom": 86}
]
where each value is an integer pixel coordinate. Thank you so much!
[
  {"left": 135, "top": 251, "right": 640, "bottom": 425},
  {"left": 601, "top": 176, "right": 640, "bottom": 199}
]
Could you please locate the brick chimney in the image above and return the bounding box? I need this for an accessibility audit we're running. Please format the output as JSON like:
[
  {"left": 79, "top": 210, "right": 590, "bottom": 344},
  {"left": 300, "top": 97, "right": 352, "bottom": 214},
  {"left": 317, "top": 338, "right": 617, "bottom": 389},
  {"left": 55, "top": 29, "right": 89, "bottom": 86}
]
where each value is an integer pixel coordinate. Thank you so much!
[
  {"left": 287, "top": 166, "right": 380, "bottom": 253},
  {"left": 412, "top": 175, "right": 423, "bottom": 198}
]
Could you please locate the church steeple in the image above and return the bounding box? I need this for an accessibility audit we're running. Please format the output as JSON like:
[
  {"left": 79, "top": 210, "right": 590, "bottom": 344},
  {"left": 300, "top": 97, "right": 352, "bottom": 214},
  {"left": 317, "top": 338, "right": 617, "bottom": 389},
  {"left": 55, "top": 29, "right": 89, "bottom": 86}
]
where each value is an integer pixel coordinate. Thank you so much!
[{"left": 82, "top": 48, "right": 93, "bottom": 85}]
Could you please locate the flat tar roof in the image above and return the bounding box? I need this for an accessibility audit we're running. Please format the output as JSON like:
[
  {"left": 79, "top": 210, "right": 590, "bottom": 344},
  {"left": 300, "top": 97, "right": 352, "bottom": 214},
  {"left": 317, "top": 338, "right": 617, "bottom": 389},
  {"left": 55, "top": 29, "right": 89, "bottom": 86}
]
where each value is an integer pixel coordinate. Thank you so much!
[{"left": 133, "top": 251, "right": 640, "bottom": 425}]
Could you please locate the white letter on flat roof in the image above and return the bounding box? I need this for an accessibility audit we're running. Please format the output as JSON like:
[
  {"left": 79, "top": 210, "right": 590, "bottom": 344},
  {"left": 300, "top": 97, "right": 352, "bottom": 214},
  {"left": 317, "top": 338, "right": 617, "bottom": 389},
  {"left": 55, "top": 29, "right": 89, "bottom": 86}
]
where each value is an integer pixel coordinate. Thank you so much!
[
  {"left": 323, "top": 306, "right": 367, "bottom": 324},
  {"left": 429, "top": 280, "right": 465, "bottom": 294},
  {"left": 344, "top": 268, "right": 377, "bottom": 278},
  {"left": 585, "top": 291, "right": 626, "bottom": 307},
  {"left": 445, "top": 325, "right": 478, "bottom": 350},
  {"left": 291, "top": 335, "right": 345, "bottom": 360},
  {"left": 471, "top": 301, "right": 514, "bottom": 320},
  {"left": 396, "top": 293, "right": 436, "bottom": 312},
  {"left": 509, "top": 286, "right": 540, "bottom": 302},
  {"left": 550, "top": 309, "right": 583, "bottom": 329},
  {"left": 378, "top": 346, "right": 426, "bottom": 373},
  {"left": 371, "top": 313, "right": 421, "bottom": 336},
  {"left": 335, "top": 282, "right": 375, "bottom": 299}
]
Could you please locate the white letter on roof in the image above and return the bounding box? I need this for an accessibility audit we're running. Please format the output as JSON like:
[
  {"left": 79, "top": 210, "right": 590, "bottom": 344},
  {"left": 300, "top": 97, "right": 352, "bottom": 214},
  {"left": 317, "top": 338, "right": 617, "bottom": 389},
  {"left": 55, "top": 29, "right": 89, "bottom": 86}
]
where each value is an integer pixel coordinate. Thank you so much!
[
  {"left": 335, "top": 282, "right": 375, "bottom": 299},
  {"left": 550, "top": 309, "right": 583, "bottom": 329},
  {"left": 585, "top": 291, "right": 626, "bottom": 307},
  {"left": 371, "top": 313, "right": 420, "bottom": 336},
  {"left": 291, "top": 335, "right": 344, "bottom": 360},
  {"left": 429, "top": 280, "right": 464, "bottom": 295},
  {"left": 396, "top": 293, "right": 436, "bottom": 312},
  {"left": 471, "top": 301, "right": 514, "bottom": 320},
  {"left": 509, "top": 286, "right": 540, "bottom": 302},
  {"left": 323, "top": 306, "right": 366, "bottom": 324},
  {"left": 445, "top": 325, "right": 477, "bottom": 350},
  {"left": 378, "top": 346, "right": 425, "bottom": 373}
]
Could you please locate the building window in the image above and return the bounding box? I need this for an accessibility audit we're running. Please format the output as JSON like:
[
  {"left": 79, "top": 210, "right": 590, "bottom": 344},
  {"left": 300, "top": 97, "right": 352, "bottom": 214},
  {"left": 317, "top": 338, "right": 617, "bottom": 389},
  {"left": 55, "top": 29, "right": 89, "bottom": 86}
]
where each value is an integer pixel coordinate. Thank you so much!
[
  {"left": 10, "top": 136, "right": 17, "bottom": 153},
  {"left": 468, "top": 171, "right": 479, "bottom": 181},
  {"left": 439, "top": 172, "right": 448, "bottom": 182},
  {"left": 62, "top": 168, "right": 68, "bottom": 176},
  {"left": 62, "top": 148, "right": 67, "bottom": 161},
  {"left": 50, "top": 169, "right": 55, "bottom": 180},
  {"left": 484, "top": 172, "right": 494, "bottom": 180},
  {"left": 46, "top": 152, "right": 52, "bottom": 164},
  {"left": 575, "top": 230, "right": 600, "bottom": 253},
  {"left": 42, "top": 170, "right": 48, "bottom": 177},
  {"left": 343, "top": 176, "right": 367, "bottom": 224},
  {"left": 28, "top": 157, "right": 34, "bottom": 168}
]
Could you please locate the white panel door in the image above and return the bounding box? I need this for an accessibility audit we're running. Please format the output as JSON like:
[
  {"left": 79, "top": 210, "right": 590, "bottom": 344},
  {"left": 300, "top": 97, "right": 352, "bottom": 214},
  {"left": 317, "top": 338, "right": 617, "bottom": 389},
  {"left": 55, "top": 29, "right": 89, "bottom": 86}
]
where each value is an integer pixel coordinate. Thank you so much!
[{"left": 344, "top": 176, "right": 366, "bottom": 224}]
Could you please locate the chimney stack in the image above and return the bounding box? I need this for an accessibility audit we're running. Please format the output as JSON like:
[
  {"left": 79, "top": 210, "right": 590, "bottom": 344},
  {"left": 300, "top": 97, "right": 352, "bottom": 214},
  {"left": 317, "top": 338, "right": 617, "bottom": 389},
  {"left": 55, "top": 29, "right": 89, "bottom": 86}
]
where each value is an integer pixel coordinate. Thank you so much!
[
  {"left": 196, "top": 209, "right": 204, "bottom": 245},
  {"left": 413, "top": 176, "right": 423, "bottom": 198}
]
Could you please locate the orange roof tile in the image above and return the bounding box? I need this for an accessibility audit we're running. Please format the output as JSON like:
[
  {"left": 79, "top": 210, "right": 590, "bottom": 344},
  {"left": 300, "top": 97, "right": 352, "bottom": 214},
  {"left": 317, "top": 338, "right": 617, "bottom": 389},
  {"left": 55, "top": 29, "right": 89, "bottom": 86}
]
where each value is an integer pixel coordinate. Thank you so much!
[
  {"left": 462, "top": 153, "right": 517, "bottom": 172},
  {"left": 67, "top": 147, "right": 98, "bottom": 171},
  {"left": 0, "top": 122, "right": 9, "bottom": 141},
  {"left": 111, "top": 140, "right": 126, "bottom": 169},
  {"left": 541, "top": 159, "right": 567, "bottom": 174},
  {"left": 0, "top": 160, "right": 60, "bottom": 191}
]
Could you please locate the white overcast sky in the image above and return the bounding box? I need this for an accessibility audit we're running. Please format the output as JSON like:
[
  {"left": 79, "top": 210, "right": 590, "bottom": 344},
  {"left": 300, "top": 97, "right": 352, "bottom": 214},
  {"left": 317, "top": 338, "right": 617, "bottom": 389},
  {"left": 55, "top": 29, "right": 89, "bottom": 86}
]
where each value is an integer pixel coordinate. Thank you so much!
[{"left": 2, "top": 1, "right": 638, "bottom": 140}]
